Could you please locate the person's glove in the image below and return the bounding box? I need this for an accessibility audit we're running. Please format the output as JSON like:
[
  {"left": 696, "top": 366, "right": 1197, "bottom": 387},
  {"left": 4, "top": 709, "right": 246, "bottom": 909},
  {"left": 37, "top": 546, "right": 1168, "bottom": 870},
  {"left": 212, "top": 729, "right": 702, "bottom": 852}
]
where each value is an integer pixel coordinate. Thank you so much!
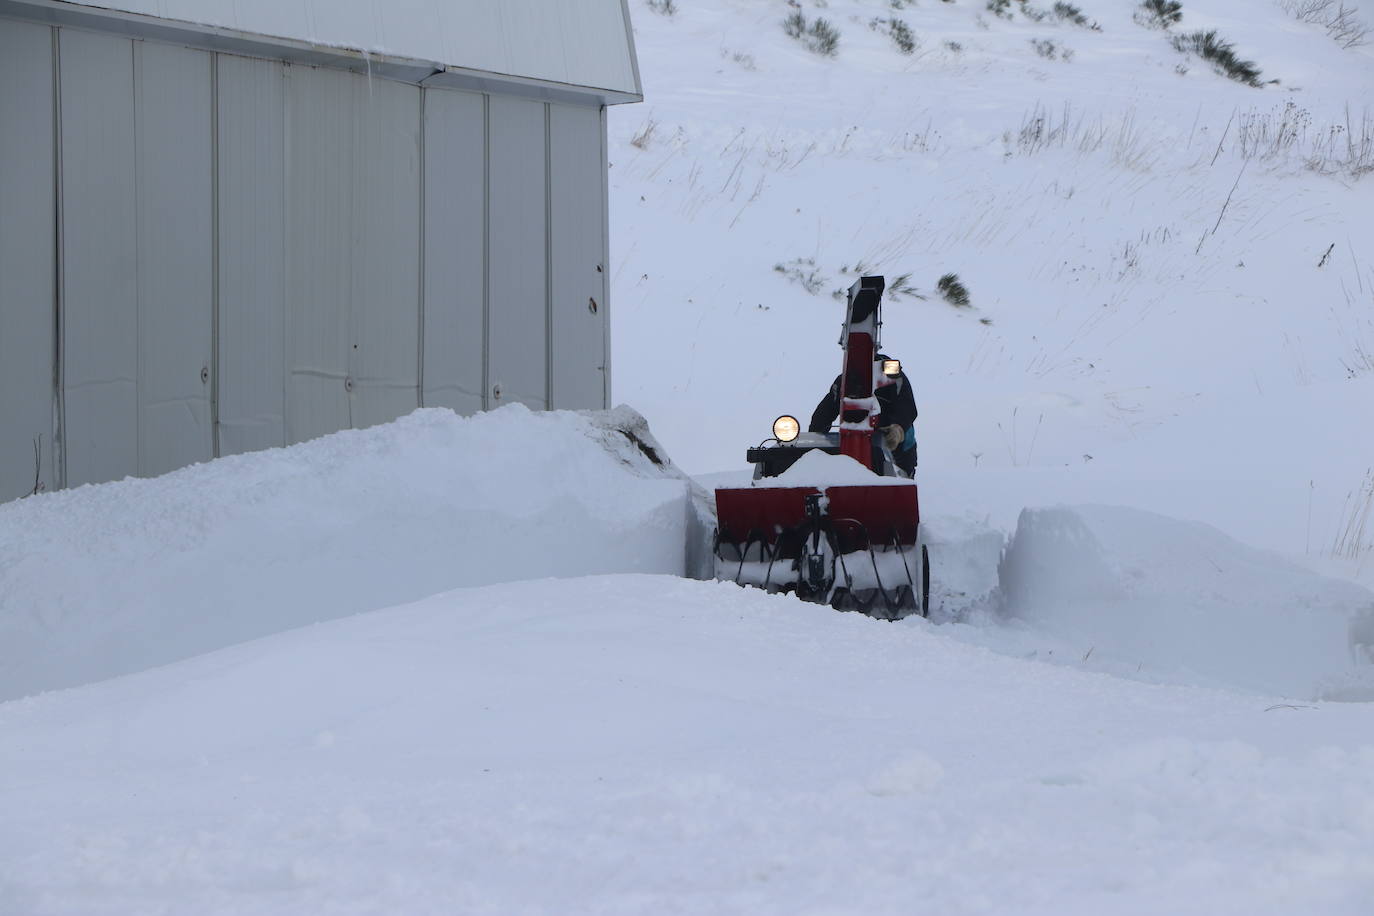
[{"left": 882, "top": 424, "right": 905, "bottom": 451}]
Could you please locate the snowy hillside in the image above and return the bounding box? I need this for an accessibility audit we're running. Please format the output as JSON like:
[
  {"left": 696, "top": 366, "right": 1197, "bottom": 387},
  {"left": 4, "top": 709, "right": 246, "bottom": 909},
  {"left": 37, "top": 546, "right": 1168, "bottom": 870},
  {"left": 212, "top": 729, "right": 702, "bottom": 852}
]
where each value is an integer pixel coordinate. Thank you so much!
[
  {"left": 609, "top": 0, "right": 1374, "bottom": 574},
  {"left": 4, "top": 1, "right": 1374, "bottom": 912}
]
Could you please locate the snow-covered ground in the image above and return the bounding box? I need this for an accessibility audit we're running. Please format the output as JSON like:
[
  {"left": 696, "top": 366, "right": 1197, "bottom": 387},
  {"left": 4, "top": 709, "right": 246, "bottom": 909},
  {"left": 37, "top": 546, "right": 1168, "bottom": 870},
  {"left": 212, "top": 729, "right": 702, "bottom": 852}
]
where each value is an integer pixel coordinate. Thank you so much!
[
  {"left": 6, "top": 572, "right": 1374, "bottom": 915},
  {"left": 4, "top": 0, "right": 1374, "bottom": 912}
]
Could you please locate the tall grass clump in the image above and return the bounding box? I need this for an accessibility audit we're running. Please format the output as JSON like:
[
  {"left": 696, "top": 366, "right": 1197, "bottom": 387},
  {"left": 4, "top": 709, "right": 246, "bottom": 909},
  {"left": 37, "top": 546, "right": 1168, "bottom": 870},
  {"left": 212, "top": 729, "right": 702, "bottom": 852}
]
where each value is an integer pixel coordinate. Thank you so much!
[
  {"left": 1136, "top": 0, "right": 1183, "bottom": 28},
  {"left": 871, "top": 16, "right": 918, "bottom": 53},
  {"left": 987, "top": 0, "right": 1015, "bottom": 19},
  {"left": 784, "top": 11, "right": 841, "bottom": 57},
  {"left": 937, "top": 273, "right": 971, "bottom": 307},
  {"left": 646, "top": 0, "right": 678, "bottom": 15},
  {"left": 1172, "top": 30, "right": 1264, "bottom": 86},
  {"left": 1052, "top": 2, "right": 1101, "bottom": 29}
]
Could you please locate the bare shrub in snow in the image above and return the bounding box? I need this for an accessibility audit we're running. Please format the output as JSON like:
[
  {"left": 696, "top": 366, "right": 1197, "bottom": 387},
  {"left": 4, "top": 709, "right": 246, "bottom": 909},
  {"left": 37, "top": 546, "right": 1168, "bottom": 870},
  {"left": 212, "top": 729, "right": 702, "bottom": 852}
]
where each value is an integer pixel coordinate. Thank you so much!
[
  {"left": 646, "top": 0, "right": 678, "bottom": 15},
  {"left": 1279, "top": 0, "right": 1371, "bottom": 48},
  {"left": 1031, "top": 37, "right": 1074, "bottom": 60},
  {"left": 937, "top": 273, "right": 971, "bottom": 307},
  {"left": 1171, "top": 30, "right": 1264, "bottom": 87},
  {"left": 1052, "top": 2, "right": 1102, "bottom": 29},
  {"left": 1304, "top": 108, "right": 1374, "bottom": 178},
  {"left": 774, "top": 258, "right": 827, "bottom": 295},
  {"left": 987, "top": 0, "right": 1015, "bottom": 19},
  {"left": 784, "top": 11, "right": 841, "bottom": 57},
  {"left": 723, "top": 49, "right": 756, "bottom": 70},
  {"left": 870, "top": 16, "right": 918, "bottom": 54},
  {"left": 1212, "top": 102, "right": 1373, "bottom": 179},
  {"left": 945, "top": 39, "right": 965, "bottom": 52},
  {"left": 1236, "top": 101, "right": 1311, "bottom": 160},
  {"left": 1135, "top": 0, "right": 1183, "bottom": 28}
]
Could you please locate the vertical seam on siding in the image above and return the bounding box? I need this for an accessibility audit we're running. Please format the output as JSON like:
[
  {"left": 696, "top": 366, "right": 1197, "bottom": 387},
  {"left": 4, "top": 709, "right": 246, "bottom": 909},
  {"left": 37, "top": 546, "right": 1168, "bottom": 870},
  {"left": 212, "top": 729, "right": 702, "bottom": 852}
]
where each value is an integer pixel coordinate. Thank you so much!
[
  {"left": 481, "top": 92, "right": 490, "bottom": 411},
  {"left": 417, "top": 87, "right": 426, "bottom": 409},
  {"left": 52, "top": 26, "right": 66, "bottom": 490},
  {"left": 281, "top": 62, "right": 293, "bottom": 443},
  {"left": 544, "top": 101, "right": 553, "bottom": 410},
  {"left": 210, "top": 52, "right": 221, "bottom": 459},
  {"left": 132, "top": 39, "right": 143, "bottom": 476},
  {"left": 600, "top": 104, "right": 611, "bottom": 409}
]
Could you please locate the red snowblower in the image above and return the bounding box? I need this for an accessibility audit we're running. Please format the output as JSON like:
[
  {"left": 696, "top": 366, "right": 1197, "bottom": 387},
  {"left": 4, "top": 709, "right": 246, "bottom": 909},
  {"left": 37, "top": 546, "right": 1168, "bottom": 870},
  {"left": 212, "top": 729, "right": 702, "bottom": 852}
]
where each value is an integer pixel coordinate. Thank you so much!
[{"left": 713, "top": 276, "right": 930, "bottom": 619}]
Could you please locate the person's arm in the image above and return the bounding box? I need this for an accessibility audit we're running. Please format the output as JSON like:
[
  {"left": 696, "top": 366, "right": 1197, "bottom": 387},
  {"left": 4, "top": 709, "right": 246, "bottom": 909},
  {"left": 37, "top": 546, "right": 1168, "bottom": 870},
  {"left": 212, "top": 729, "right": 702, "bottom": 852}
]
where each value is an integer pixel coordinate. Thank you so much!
[
  {"left": 880, "top": 375, "right": 918, "bottom": 431},
  {"left": 808, "top": 376, "right": 842, "bottom": 433}
]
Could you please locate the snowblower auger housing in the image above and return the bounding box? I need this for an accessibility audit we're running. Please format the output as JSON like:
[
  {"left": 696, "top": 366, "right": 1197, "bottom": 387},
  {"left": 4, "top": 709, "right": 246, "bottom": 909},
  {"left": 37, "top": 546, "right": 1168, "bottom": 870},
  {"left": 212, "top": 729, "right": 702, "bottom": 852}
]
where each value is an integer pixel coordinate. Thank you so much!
[{"left": 711, "top": 276, "right": 930, "bottom": 620}]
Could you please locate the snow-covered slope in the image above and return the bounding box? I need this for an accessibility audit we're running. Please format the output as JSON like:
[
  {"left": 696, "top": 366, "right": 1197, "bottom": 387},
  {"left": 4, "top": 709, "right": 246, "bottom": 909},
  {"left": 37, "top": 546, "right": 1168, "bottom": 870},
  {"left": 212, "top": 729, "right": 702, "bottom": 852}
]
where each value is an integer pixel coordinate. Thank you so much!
[
  {"left": 609, "top": 0, "right": 1374, "bottom": 575},
  {"left": 5, "top": 574, "right": 1374, "bottom": 915}
]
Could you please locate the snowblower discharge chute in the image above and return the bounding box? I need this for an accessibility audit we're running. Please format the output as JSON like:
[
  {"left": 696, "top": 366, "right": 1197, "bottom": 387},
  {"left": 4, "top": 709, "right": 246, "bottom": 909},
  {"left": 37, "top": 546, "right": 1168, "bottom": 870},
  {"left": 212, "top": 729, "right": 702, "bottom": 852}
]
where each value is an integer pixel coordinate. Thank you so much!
[{"left": 712, "top": 276, "right": 930, "bottom": 619}]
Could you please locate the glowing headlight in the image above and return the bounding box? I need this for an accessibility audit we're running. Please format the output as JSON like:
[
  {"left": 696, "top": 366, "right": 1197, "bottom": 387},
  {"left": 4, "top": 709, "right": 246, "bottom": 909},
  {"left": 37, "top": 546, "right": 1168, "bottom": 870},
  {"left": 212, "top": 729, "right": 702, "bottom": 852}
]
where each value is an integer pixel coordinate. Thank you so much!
[
  {"left": 773, "top": 415, "right": 800, "bottom": 443},
  {"left": 882, "top": 359, "right": 902, "bottom": 378}
]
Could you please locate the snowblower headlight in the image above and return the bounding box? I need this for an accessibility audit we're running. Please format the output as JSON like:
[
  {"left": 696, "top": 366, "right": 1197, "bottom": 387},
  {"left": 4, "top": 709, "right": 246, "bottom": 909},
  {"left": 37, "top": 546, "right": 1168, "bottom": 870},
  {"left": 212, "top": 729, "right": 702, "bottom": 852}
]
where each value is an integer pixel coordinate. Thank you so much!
[
  {"left": 773, "top": 415, "right": 800, "bottom": 443},
  {"left": 882, "top": 359, "right": 902, "bottom": 378}
]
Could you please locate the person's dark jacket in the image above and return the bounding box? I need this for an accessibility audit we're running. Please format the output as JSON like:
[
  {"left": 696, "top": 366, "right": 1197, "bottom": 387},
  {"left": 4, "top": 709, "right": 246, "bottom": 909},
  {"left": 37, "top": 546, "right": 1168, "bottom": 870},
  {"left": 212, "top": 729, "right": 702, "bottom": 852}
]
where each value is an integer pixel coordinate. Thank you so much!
[{"left": 808, "top": 368, "right": 917, "bottom": 438}]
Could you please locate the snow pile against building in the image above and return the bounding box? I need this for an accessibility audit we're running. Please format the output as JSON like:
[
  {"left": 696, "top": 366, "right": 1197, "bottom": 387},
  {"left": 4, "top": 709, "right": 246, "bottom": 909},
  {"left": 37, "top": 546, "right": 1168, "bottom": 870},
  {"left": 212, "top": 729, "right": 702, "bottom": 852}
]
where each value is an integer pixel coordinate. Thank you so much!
[{"left": 0, "top": 406, "right": 695, "bottom": 701}]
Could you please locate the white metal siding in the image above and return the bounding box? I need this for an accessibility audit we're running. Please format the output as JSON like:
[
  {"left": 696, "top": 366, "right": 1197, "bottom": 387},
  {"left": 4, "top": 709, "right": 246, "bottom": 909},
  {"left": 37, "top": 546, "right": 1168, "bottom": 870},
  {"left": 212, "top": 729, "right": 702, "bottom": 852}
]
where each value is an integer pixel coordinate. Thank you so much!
[
  {"left": 216, "top": 53, "right": 287, "bottom": 456},
  {"left": 134, "top": 41, "right": 214, "bottom": 477},
  {"left": 549, "top": 102, "right": 609, "bottom": 410},
  {"left": 350, "top": 77, "right": 421, "bottom": 429},
  {"left": 59, "top": 28, "right": 139, "bottom": 487},
  {"left": 487, "top": 95, "right": 547, "bottom": 410},
  {"left": 284, "top": 64, "right": 353, "bottom": 443},
  {"left": 0, "top": 21, "right": 56, "bottom": 499},
  {"left": 421, "top": 88, "right": 486, "bottom": 415}
]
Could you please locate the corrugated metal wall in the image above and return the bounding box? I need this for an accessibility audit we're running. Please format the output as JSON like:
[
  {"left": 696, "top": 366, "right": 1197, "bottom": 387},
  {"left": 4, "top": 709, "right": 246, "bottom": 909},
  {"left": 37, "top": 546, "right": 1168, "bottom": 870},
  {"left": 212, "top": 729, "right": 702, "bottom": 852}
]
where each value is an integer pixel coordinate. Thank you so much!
[
  {"left": 0, "top": 19, "right": 610, "bottom": 500},
  {"left": 0, "top": 21, "right": 56, "bottom": 500}
]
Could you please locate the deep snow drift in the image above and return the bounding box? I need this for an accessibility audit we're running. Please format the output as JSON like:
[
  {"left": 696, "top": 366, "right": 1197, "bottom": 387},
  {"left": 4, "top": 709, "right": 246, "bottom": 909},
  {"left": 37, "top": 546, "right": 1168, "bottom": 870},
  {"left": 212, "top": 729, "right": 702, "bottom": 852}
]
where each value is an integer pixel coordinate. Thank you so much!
[
  {"left": 0, "top": 406, "right": 700, "bottom": 701},
  {"left": 994, "top": 504, "right": 1374, "bottom": 699}
]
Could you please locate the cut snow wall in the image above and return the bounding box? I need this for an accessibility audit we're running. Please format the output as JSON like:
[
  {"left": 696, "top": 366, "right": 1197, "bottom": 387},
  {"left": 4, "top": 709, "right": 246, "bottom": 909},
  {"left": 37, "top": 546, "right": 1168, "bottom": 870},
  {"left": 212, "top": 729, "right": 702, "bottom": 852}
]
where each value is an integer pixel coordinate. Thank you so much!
[
  {"left": 0, "top": 406, "right": 691, "bottom": 701},
  {"left": 997, "top": 505, "right": 1374, "bottom": 700}
]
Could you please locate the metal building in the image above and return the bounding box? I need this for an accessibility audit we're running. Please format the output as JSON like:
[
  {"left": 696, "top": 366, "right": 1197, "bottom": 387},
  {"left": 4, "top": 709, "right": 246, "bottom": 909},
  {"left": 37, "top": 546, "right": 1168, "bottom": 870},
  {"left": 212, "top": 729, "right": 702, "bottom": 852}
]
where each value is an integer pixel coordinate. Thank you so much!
[{"left": 0, "top": 0, "right": 641, "bottom": 501}]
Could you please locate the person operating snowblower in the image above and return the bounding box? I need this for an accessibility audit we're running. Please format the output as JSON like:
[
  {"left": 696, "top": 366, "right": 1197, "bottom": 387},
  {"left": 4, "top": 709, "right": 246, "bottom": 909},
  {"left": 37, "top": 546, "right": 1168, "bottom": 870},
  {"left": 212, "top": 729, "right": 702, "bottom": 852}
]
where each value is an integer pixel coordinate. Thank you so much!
[{"left": 808, "top": 353, "right": 918, "bottom": 475}]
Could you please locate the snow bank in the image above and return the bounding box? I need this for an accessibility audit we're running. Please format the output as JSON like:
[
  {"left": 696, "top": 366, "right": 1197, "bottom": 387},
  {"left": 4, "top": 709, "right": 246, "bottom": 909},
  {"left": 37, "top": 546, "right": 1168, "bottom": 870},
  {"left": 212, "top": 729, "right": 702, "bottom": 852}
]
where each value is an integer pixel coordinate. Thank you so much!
[
  {"left": 4, "top": 574, "right": 1374, "bottom": 915},
  {"left": 998, "top": 504, "right": 1374, "bottom": 699},
  {"left": 0, "top": 405, "right": 697, "bottom": 701}
]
